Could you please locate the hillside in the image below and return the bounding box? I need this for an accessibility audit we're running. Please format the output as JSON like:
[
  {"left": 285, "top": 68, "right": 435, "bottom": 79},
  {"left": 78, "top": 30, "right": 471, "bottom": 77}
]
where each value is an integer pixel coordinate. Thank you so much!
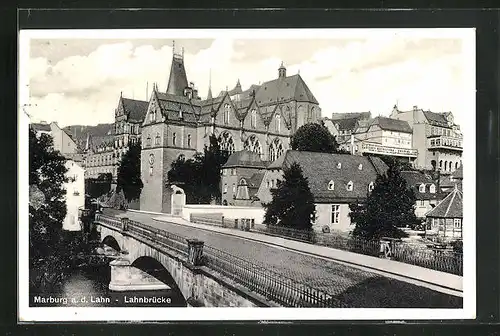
[{"left": 64, "top": 123, "right": 114, "bottom": 150}]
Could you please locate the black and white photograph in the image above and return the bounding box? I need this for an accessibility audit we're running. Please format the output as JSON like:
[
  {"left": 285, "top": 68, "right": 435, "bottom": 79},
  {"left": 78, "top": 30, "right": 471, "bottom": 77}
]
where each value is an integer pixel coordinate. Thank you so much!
[{"left": 18, "top": 28, "right": 475, "bottom": 321}]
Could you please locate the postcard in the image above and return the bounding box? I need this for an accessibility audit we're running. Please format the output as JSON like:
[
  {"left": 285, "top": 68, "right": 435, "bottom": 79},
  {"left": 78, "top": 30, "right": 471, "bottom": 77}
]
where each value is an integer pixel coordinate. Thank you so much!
[{"left": 19, "top": 27, "right": 475, "bottom": 322}]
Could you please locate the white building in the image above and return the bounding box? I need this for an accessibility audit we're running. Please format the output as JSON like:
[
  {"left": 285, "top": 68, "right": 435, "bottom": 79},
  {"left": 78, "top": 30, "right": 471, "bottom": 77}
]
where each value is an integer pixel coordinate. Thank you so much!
[{"left": 62, "top": 159, "right": 85, "bottom": 231}]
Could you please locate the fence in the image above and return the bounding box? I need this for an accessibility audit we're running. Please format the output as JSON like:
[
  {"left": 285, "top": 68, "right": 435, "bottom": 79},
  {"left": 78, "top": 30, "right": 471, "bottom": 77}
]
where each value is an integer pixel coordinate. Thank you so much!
[
  {"left": 255, "top": 224, "right": 462, "bottom": 276},
  {"left": 94, "top": 214, "right": 344, "bottom": 307}
]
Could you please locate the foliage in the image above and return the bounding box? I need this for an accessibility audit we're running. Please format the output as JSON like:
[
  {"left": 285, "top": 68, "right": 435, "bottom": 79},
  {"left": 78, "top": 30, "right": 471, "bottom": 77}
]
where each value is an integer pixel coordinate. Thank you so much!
[
  {"left": 167, "top": 134, "right": 229, "bottom": 204},
  {"left": 349, "top": 164, "right": 417, "bottom": 240},
  {"left": 378, "top": 155, "right": 414, "bottom": 171},
  {"left": 85, "top": 173, "right": 112, "bottom": 199},
  {"left": 107, "top": 189, "right": 128, "bottom": 210},
  {"left": 29, "top": 128, "right": 88, "bottom": 294},
  {"left": 291, "top": 122, "right": 344, "bottom": 154},
  {"left": 263, "top": 162, "right": 316, "bottom": 230},
  {"left": 117, "top": 141, "right": 143, "bottom": 202}
]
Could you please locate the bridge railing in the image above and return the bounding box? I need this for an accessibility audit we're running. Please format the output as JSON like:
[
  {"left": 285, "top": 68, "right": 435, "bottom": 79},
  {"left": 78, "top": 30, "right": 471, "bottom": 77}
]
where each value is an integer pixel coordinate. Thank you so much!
[
  {"left": 95, "top": 214, "right": 122, "bottom": 230},
  {"left": 203, "top": 245, "right": 345, "bottom": 308}
]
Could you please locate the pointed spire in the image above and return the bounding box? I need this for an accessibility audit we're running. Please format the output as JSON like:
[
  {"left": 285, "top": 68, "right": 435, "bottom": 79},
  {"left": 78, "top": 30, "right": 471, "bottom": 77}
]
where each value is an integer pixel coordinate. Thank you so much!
[
  {"left": 207, "top": 69, "right": 213, "bottom": 100},
  {"left": 236, "top": 78, "right": 241, "bottom": 87}
]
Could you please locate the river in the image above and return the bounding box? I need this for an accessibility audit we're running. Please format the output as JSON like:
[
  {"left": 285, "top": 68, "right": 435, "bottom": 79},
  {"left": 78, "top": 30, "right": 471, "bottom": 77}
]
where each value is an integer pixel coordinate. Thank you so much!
[{"left": 31, "top": 251, "right": 187, "bottom": 308}]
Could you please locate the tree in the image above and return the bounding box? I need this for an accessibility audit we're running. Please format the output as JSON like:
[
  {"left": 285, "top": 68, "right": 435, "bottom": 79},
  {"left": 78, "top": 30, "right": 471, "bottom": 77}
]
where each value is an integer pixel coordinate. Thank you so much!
[
  {"left": 349, "top": 164, "right": 417, "bottom": 240},
  {"left": 29, "top": 128, "right": 71, "bottom": 294},
  {"left": 29, "top": 128, "right": 68, "bottom": 262},
  {"left": 263, "top": 162, "right": 316, "bottom": 230},
  {"left": 167, "top": 134, "right": 229, "bottom": 204},
  {"left": 290, "top": 122, "right": 345, "bottom": 153},
  {"left": 378, "top": 155, "right": 414, "bottom": 171},
  {"left": 116, "top": 141, "right": 143, "bottom": 202}
]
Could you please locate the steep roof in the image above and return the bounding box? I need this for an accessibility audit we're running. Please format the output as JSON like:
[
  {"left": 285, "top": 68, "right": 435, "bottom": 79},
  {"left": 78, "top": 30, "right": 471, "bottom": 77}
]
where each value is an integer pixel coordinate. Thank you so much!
[
  {"left": 122, "top": 98, "right": 149, "bottom": 123},
  {"left": 223, "top": 150, "right": 267, "bottom": 169},
  {"left": 156, "top": 92, "right": 201, "bottom": 123},
  {"left": 248, "top": 172, "right": 265, "bottom": 198},
  {"left": 451, "top": 165, "right": 463, "bottom": 180},
  {"left": 268, "top": 150, "right": 388, "bottom": 203},
  {"left": 335, "top": 118, "right": 359, "bottom": 131},
  {"left": 166, "top": 55, "right": 189, "bottom": 96},
  {"left": 253, "top": 74, "right": 318, "bottom": 106},
  {"left": 30, "top": 123, "right": 51, "bottom": 132},
  {"left": 425, "top": 185, "right": 463, "bottom": 218},
  {"left": 423, "top": 111, "right": 451, "bottom": 128},
  {"left": 400, "top": 170, "right": 441, "bottom": 200},
  {"left": 370, "top": 116, "right": 412, "bottom": 133}
]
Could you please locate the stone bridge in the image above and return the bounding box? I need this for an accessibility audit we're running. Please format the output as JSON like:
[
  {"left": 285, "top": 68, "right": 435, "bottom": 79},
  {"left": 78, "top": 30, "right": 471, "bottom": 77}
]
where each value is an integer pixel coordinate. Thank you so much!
[{"left": 95, "top": 215, "right": 286, "bottom": 308}]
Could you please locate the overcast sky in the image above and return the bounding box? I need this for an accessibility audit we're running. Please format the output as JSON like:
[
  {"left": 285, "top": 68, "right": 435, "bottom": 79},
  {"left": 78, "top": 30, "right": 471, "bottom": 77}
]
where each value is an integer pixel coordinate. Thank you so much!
[{"left": 25, "top": 30, "right": 473, "bottom": 128}]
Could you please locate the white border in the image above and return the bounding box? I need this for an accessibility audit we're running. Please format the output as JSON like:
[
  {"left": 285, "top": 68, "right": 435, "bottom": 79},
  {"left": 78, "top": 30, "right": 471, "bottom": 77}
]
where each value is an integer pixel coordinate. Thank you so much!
[{"left": 18, "top": 28, "right": 476, "bottom": 322}]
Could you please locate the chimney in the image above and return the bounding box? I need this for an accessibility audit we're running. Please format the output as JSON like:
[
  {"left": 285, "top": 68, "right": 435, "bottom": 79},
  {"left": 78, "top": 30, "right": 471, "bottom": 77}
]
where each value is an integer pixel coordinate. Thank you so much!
[{"left": 413, "top": 105, "right": 418, "bottom": 112}]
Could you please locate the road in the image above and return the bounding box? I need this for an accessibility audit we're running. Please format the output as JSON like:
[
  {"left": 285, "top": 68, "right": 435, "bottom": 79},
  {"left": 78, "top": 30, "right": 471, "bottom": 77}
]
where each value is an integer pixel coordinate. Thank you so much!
[{"left": 102, "top": 208, "right": 462, "bottom": 308}]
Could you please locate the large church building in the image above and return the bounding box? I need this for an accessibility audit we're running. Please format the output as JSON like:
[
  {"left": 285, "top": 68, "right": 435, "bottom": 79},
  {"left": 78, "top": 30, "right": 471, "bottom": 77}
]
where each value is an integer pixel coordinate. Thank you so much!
[{"left": 139, "top": 46, "right": 322, "bottom": 213}]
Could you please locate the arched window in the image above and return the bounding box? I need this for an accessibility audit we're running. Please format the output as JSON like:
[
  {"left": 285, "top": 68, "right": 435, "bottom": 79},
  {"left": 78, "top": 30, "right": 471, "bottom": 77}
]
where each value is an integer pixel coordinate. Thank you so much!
[
  {"left": 232, "top": 183, "right": 236, "bottom": 193},
  {"left": 223, "top": 183, "right": 228, "bottom": 193},
  {"left": 429, "top": 184, "right": 436, "bottom": 193},
  {"left": 276, "top": 114, "right": 281, "bottom": 133},
  {"left": 347, "top": 181, "right": 353, "bottom": 191},
  {"left": 419, "top": 184, "right": 426, "bottom": 193},
  {"left": 251, "top": 109, "right": 257, "bottom": 128},
  {"left": 218, "top": 132, "right": 235, "bottom": 154},
  {"left": 150, "top": 109, "right": 156, "bottom": 122},
  {"left": 224, "top": 104, "right": 230, "bottom": 124},
  {"left": 328, "top": 180, "right": 335, "bottom": 191},
  {"left": 146, "top": 135, "right": 151, "bottom": 147},
  {"left": 155, "top": 133, "right": 160, "bottom": 146},
  {"left": 239, "top": 178, "right": 247, "bottom": 186},
  {"left": 268, "top": 138, "right": 284, "bottom": 162},
  {"left": 187, "top": 134, "right": 192, "bottom": 148},
  {"left": 172, "top": 133, "right": 177, "bottom": 146},
  {"left": 439, "top": 160, "right": 443, "bottom": 170},
  {"left": 455, "top": 162, "right": 459, "bottom": 170},
  {"left": 244, "top": 135, "right": 262, "bottom": 156},
  {"left": 368, "top": 182, "right": 375, "bottom": 192}
]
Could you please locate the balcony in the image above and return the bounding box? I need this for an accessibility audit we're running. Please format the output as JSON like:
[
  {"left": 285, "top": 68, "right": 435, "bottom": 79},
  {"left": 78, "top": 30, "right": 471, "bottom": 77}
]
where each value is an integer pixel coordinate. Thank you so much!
[
  {"left": 428, "top": 136, "right": 463, "bottom": 151},
  {"left": 360, "top": 142, "right": 418, "bottom": 157}
]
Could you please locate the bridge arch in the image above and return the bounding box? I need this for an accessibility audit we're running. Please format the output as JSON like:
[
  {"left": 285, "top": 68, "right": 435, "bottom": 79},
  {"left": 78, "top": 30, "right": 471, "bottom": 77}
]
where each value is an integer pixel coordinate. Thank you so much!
[
  {"left": 102, "top": 235, "right": 121, "bottom": 252},
  {"left": 131, "top": 256, "right": 187, "bottom": 307}
]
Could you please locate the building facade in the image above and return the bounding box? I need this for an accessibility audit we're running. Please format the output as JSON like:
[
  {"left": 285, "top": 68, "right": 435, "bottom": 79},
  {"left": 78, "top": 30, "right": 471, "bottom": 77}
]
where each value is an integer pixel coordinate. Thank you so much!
[
  {"left": 390, "top": 105, "right": 463, "bottom": 173},
  {"left": 62, "top": 159, "right": 85, "bottom": 231},
  {"left": 256, "top": 150, "right": 388, "bottom": 233},
  {"left": 339, "top": 116, "right": 418, "bottom": 163},
  {"left": 400, "top": 170, "right": 442, "bottom": 220},
  {"left": 31, "top": 121, "right": 79, "bottom": 155},
  {"left": 139, "top": 48, "right": 322, "bottom": 213}
]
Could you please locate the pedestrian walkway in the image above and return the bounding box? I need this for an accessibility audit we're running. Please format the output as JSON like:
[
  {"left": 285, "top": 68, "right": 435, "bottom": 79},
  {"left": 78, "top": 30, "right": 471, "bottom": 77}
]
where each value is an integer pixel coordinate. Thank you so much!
[{"left": 124, "top": 210, "right": 463, "bottom": 294}]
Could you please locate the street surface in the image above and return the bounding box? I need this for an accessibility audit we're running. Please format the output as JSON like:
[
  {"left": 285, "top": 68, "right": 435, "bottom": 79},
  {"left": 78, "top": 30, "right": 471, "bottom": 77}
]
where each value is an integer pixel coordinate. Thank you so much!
[{"left": 102, "top": 208, "right": 462, "bottom": 308}]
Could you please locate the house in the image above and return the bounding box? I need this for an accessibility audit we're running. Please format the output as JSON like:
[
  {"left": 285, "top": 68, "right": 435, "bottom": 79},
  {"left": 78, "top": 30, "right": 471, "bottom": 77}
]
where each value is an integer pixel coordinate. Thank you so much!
[
  {"left": 62, "top": 159, "right": 85, "bottom": 231},
  {"left": 400, "top": 170, "right": 443, "bottom": 219},
  {"left": 257, "top": 150, "right": 388, "bottom": 233},
  {"left": 221, "top": 150, "right": 268, "bottom": 207},
  {"left": 30, "top": 121, "right": 79, "bottom": 155},
  {"left": 339, "top": 116, "right": 418, "bottom": 164},
  {"left": 425, "top": 184, "right": 463, "bottom": 240},
  {"left": 328, "top": 112, "right": 372, "bottom": 143}
]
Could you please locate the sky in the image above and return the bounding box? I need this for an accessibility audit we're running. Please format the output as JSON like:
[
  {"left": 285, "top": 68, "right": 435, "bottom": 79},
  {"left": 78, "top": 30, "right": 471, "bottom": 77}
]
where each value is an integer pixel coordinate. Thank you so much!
[{"left": 24, "top": 29, "right": 474, "bottom": 129}]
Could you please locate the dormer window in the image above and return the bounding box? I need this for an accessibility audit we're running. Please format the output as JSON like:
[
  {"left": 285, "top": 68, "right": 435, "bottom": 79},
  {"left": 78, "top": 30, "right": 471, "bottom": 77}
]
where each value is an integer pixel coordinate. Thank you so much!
[
  {"left": 328, "top": 180, "right": 335, "bottom": 191},
  {"left": 358, "top": 164, "right": 363, "bottom": 170},
  {"left": 347, "top": 181, "right": 353, "bottom": 191},
  {"left": 368, "top": 182, "right": 375, "bottom": 192},
  {"left": 429, "top": 184, "right": 436, "bottom": 193},
  {"left": 419, "top": 184, "right": 426, "bottom": 193},
  {"left": 337, "top": 162, "right": 342, "bottom": 169}
]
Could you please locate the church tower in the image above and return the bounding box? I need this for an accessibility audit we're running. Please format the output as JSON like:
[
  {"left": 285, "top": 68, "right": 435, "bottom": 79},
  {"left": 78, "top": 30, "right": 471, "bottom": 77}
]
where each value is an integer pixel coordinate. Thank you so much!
[{"left": 166, "top": 41, "right": 189, "bottom": 96}]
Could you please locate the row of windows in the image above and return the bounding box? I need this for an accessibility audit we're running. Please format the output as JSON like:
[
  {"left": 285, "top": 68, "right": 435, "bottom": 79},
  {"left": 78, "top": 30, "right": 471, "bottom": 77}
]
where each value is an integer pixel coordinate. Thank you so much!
[
  {"left": 115, "top": 122, "right": 139, "bottom": 135},
  {"left": 432, "top": 160, "right": 461, "bottom": 172},
  {"left": 430, "top": 218, "right": 462, "bottom": 229},
  {"left": 430, "top": 126, "right": 457, "bottom": 138},
  {"left": 418, "top": 184, "right": 436, "bottom": 193},
  {"left": 145, "top": 133, "right": 192, "bottom": 148},
  {"left": 327, "top": 180, "right": 375, "bottom": 192},
  {"left": 224, "top": 106, "right": 283, "bottom": 132},
  {"left": 86, "top": 151, "right": 125, "bottom": 167},
  {"left": 430, "top": 138, "right": 462, "bottom": 148}
]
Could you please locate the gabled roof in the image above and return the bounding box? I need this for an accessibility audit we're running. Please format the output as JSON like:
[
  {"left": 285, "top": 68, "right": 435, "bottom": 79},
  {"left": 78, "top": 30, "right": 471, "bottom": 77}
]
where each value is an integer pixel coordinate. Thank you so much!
[
  {"left": 425, "top": 185, "right": 462, "bottom": 218},
  {"left": 400, "top": 170, "right": 441, "bottom": 200},
  {"left": 30, "top": 123, "right": 51, "bottom": 132},
  {"left": 254, "top": 74, "right": 318, "bottom": 106},
  {"left": 335, "top": 118, "right": 359, "bottom": 131},
  {"left": 370, "top": 116, "right": 412, "bottom": 133},
  {"left": 223, "top": 150, "right": 267, "bottom": 169},
  {"left": 267, "top": 150, "right": 388, "bottom": 203},
  {"left": 122, "top": 98, "right": 149, "bottom": 123},
  {"left": 155, "top": 92, "right": 201, "bottom": 123},
  {"left": 423, "top": 111, "right": 451, "bottom": 128}
]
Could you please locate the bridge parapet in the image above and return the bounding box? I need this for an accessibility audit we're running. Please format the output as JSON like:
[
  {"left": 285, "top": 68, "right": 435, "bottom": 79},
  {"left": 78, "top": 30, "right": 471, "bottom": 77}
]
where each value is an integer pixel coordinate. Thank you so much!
[{"left": 95, "top": 214, "right": 344, "bottom": 308}]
